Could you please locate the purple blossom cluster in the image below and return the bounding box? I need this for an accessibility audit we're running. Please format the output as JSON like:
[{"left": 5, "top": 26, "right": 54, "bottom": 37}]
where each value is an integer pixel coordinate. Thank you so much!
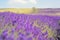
[{"left": 0, "top": 12, "right": 60, "bottom": 40}]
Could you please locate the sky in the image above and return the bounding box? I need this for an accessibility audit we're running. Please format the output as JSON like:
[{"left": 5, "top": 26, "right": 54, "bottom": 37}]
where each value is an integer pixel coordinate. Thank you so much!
[{"left": 0, "top": 0, "right": 60, "bottom": 8}]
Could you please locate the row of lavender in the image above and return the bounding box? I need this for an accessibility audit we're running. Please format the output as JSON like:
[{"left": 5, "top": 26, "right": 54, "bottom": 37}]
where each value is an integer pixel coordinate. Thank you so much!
[
  {"left": 0, "top": 12, "right": 60, "bottom": 40},
  {"left": 38, "top": 8, "right": 60, "bottom": 13}
]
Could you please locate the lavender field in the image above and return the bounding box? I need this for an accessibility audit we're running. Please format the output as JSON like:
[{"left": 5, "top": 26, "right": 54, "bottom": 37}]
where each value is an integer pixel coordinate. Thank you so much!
[{"left": 0, "top": 9, "right": 60, "bottom": 40}]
